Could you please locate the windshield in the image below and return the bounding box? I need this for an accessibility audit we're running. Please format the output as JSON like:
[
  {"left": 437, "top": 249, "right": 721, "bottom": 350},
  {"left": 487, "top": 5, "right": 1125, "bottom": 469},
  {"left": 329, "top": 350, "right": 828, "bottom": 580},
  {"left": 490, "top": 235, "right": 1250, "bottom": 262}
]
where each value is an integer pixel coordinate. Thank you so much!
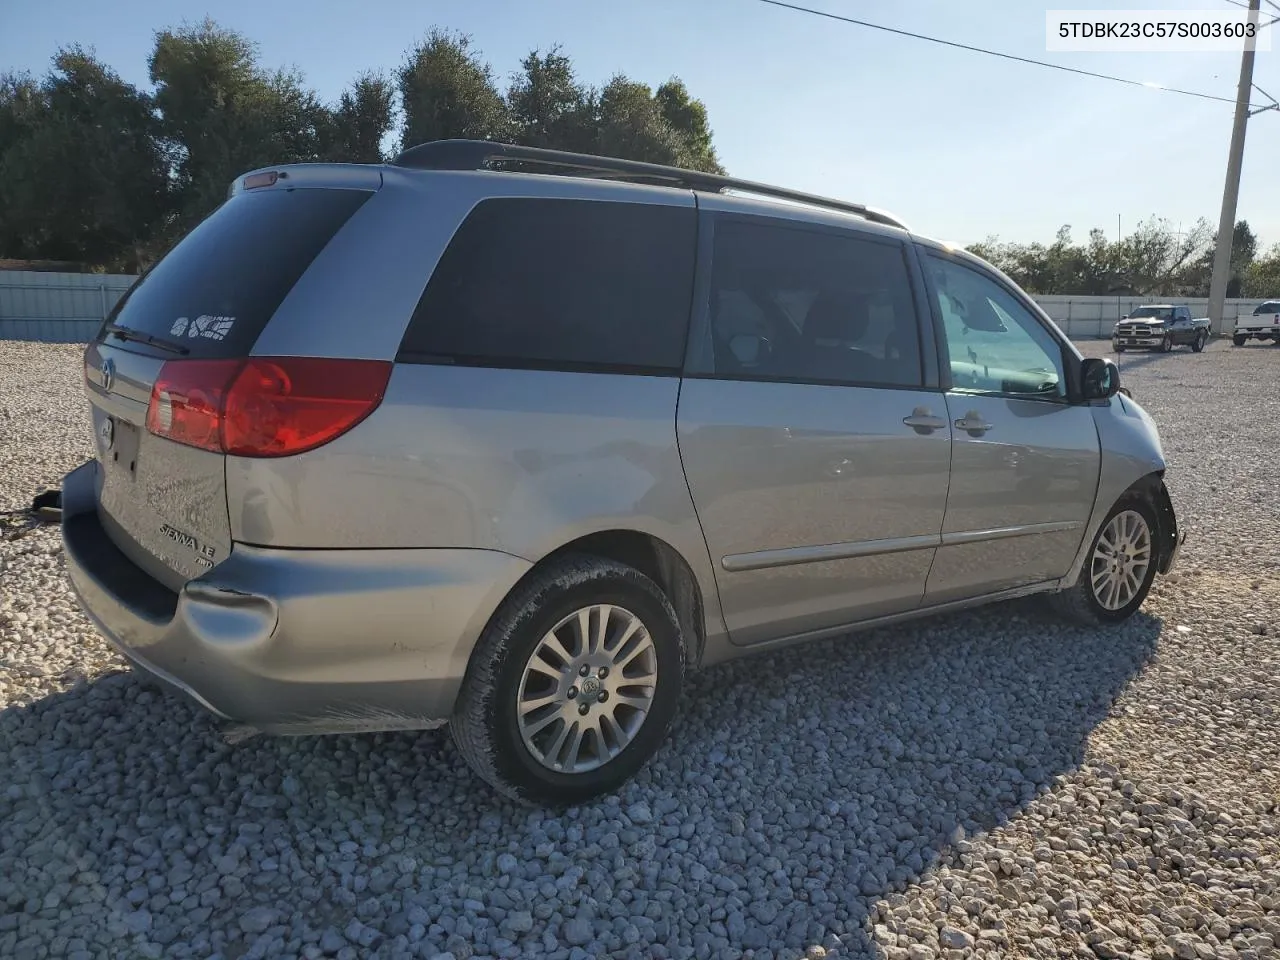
[
  {"left": 1128, "top": 307, "right": 1173, "bottom": 319},
  {"left": 1254, "top": 302, "right": 1280, "bottom": 314}
]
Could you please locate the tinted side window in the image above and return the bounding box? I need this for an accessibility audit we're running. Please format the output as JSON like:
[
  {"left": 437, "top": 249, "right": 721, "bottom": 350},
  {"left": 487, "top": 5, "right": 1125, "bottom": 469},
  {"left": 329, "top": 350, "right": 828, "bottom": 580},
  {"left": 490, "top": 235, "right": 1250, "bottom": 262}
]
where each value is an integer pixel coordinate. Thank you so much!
[
  {"left": 103, "top": 189, "right": 371, "bottom": 358},
  {"left": 701, "top": 217, "right": 924, "bottom": 388},
  {"left": 927, "top": 254, "right": 1067, "bottom": 400},
  {"left": 400, "top": 198, "right": 696, "bottom": 372}
]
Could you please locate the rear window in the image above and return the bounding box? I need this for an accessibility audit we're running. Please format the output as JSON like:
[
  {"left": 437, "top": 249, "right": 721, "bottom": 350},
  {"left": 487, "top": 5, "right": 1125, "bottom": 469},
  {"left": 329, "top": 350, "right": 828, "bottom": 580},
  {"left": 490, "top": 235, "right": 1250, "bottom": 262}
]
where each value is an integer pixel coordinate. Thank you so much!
[
  {"left": 399, "top": 197, "right": 696, "bottom": 373},
  {"left": 102, "top": 188, "right": 371, "bottom": 357},
  {"left": 1255, "top": 301, "right": 1280, "bottom": 314}
]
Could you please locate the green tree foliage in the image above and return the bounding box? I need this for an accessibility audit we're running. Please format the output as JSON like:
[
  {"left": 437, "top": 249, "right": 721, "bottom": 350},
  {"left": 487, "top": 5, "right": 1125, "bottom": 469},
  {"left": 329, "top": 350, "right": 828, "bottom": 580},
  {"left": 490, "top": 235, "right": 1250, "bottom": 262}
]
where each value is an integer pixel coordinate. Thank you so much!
[
  {"left": 397, "top": 30, "right": 510, "bottom": 148},
  {"left": 964, "top": 218, "right": 1278, "bottom": 298},
  {"left": 506, "top": 47, "right": 595, "bottom": 152},
  {"left": 149, "top": 20, "right": 335, "bottom": 244},
  {"left": 654, "top": 78, "right": 723, "bottom": 174},
  {"left": 403, "top": 35, "right": 724, "bottom": 172},
  {"left": 0, "top": 20, "right": 725, "bottom": 270},
  {"left": 1244, "top": 244, "right": 1280, "bottom": 298},
  {"left": 0, "top": 50, "right": 169, "bottom": 271},
  {"left": 325, "top": 72, "right": 396, "bottom": 163}
]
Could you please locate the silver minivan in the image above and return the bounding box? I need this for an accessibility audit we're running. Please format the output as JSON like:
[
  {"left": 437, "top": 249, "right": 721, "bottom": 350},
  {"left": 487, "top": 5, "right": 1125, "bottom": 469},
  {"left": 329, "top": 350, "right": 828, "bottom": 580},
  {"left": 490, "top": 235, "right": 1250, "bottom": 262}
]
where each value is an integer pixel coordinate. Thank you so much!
[{"left": 61, "top": 140, "right": 1183, "bottom": 803}]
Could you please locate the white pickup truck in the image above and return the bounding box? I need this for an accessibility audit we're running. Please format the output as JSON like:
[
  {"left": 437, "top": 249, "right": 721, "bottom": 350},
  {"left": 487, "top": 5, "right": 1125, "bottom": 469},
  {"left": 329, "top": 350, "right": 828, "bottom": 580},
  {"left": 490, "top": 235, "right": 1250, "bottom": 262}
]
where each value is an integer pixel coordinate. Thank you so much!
[{"left": 1234, "top": 300, "right": 1280, "bottom": 346}]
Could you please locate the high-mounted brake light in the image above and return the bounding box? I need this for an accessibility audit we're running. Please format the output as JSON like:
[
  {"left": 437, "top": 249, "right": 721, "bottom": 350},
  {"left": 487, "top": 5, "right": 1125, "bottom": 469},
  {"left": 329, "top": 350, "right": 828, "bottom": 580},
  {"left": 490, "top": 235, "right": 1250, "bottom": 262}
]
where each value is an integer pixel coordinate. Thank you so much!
[
  {"left": 146, "top": 357, "right": 391, "bottom": 457},
  {"left": 243, "top": 171, "right": 279, "bottom": 190}
]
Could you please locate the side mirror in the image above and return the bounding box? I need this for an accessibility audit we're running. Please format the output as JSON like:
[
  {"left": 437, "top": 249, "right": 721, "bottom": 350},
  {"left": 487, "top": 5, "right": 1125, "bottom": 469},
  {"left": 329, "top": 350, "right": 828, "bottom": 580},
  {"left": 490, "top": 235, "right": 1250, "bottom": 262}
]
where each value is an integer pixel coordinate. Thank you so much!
[{"left": 1081, "top": 357, "right": 1121, "bottom": 400}]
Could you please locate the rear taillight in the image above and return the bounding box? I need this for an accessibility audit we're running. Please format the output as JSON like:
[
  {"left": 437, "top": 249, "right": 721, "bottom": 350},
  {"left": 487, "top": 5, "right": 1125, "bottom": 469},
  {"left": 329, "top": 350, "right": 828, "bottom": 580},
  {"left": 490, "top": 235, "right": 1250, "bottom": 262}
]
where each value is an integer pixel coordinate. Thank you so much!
[{"left": 146, "top": 357, "right": 391, "bottom": 457}]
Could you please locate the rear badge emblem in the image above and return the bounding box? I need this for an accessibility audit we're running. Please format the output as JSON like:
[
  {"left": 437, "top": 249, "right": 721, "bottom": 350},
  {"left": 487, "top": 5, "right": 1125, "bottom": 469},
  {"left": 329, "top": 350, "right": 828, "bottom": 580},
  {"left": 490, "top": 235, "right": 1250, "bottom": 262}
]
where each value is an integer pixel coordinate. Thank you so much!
[
  {"left": 101, "top": 358, "right": 115, "bottom": 392},
  {"left": 99, "top": 417, "right": 114, "bottom": 450}
]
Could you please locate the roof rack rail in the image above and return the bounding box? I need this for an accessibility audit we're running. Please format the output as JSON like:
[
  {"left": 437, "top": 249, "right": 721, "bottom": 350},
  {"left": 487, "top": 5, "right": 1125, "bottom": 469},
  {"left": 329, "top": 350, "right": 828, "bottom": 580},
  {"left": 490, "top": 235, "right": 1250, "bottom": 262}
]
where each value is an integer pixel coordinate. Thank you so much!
[{"left": 391, "top": 139, "right": 909, "bottom": 231}]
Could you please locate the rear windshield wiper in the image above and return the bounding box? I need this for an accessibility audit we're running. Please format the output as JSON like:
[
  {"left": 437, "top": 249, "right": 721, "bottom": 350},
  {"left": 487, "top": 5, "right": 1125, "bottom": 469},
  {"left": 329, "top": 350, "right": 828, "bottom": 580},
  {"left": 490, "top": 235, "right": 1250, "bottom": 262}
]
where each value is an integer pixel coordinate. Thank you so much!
[{"left": 103, "top": 323, "right": 190, "bottom": 355}]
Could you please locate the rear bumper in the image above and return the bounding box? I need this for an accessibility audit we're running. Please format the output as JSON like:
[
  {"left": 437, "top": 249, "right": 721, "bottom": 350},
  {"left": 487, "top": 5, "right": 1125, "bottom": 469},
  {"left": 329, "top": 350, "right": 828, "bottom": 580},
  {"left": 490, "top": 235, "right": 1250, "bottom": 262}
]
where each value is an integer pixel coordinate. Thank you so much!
[{"left": 60, "top": 460, "right": 531, "bottom": 734}]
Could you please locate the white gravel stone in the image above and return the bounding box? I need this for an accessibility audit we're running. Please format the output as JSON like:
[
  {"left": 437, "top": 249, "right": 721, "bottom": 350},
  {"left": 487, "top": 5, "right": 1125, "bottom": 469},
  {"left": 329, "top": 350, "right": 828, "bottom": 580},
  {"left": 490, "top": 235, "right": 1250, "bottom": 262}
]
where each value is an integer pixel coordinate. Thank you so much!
[{"left": 1, "top": 338, "right": 1278, "bottom": 960}]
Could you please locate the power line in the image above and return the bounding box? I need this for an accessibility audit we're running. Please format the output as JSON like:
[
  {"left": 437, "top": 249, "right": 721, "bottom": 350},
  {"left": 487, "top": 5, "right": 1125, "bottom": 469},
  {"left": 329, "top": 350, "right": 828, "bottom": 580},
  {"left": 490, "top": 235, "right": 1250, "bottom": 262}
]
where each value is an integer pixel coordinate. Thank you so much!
[{"left": 753, "top": 0, "right": 1268, "bottom": 109}]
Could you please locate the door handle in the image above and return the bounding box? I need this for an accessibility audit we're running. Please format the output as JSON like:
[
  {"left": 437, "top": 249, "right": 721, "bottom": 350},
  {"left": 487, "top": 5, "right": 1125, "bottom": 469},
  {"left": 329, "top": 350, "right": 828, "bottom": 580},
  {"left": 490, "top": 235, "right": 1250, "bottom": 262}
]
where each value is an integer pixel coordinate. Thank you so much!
[
  {"left": 955, "top": 411, "right": 993, "bottom": 437},
  {"left": 903, "top": 407, "right": 947, "bottom": 434}
]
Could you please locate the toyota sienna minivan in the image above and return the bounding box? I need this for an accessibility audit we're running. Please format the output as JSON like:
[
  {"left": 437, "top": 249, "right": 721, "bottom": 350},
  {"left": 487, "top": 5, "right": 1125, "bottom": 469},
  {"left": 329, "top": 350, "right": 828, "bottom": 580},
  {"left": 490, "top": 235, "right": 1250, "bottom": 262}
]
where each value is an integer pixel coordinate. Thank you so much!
[{"left": 61, "top": 140, "right": 1183, "bottom": 803}]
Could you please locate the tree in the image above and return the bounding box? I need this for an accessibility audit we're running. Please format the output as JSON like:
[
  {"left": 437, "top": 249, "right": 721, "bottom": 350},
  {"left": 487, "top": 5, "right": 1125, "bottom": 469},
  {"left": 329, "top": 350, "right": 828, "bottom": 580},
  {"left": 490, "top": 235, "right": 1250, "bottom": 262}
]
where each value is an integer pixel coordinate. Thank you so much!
[
  {"left": 0, "top": 49, "right": 169, "bottom": 271},
  {"left": 148, "top": 20, "right": 333, "bottom": 246},
  {"left": 1244, "top": 244, "right": 1280, "bottom": 298},
  {"left": 398, "top": 30, "right": 510, "bottom": 151},
  {"left": 507, "top": 47, "right": 594, "bottom": 152},
  {"left": 325, "top": 72, "right": 395, "bottom": 162},
  {"left": 0, "top": 21, "right": 729, "bottom": 270},
  {"left": 654, "top": 78, "right": 723, "bottom": 174},
  {"left": 1108, "top": 217, "right": 1212, "bottom": 296},
  {"left": 594, "top": 76, "right": 691, "bottom": 168}
]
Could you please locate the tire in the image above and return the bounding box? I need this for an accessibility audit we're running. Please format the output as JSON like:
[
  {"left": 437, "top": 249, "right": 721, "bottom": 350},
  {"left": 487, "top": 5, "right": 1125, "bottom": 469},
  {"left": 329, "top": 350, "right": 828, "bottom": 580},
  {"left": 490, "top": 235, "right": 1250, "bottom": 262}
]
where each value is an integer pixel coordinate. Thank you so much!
[
  {"left": 451, "top": 555, "right": 686, "bottom": 805},
  {"left": 1049, "top": 495, "right": 1160, "bottom": 627},
  {"left": 1115, "top": 345, "right": 1126, "bottom": 353},
  {"left": 1192, "top": 331, "right": 1207, "bottom": 353},
  {"left": 1160, "top": 334, "right": 1173, "bottom": 353},
  {"left": 1233, "top": 335, "right": 1247, "bottom": 347}
]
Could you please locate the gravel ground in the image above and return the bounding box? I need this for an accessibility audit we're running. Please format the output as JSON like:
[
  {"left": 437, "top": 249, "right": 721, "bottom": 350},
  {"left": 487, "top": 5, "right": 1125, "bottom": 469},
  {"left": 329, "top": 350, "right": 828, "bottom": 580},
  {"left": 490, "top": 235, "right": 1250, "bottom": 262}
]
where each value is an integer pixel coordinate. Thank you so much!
[{"left": 1, "top": 337, "right": 1277, "bottom": 960}]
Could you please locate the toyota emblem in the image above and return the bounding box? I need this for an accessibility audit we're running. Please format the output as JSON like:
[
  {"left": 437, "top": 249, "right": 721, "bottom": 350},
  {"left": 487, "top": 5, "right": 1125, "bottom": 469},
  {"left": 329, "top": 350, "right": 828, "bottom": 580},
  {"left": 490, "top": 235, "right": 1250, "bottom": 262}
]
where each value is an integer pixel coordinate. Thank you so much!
[{"left": 101, "top": 358, "right": 115, "bottom": 392}]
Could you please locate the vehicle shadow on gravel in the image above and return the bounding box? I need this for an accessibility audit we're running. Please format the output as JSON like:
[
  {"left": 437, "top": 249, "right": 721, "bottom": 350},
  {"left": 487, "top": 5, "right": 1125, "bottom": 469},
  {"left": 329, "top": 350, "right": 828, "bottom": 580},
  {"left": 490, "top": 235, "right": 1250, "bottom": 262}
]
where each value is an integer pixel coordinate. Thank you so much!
[{"left": 0, "top": 602, "right": 1161, "bottom": 960}]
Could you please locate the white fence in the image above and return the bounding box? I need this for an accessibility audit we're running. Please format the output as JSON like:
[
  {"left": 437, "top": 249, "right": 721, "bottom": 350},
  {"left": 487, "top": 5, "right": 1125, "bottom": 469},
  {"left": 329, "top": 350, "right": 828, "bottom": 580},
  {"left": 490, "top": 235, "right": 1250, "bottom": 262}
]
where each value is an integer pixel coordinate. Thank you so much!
[{"left": 0, "top": 270, "right": 1271, "bottom": 343}]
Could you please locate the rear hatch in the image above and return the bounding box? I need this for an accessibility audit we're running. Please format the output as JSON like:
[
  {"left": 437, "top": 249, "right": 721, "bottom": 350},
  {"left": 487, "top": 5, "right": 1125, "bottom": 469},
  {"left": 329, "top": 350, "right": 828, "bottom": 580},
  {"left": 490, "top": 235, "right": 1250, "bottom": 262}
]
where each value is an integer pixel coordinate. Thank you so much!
[{"left": 83, "top": 183, "right": 374, "bottom": 590}]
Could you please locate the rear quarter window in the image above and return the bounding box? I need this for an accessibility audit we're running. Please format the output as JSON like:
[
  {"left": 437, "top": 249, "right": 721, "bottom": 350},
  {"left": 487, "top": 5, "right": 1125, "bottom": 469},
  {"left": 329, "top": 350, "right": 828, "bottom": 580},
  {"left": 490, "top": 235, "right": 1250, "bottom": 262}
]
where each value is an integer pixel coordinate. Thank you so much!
[
  {"left": 399, "top": 197, "right": 697, "bottom": 373},
  {"left": 102, "top": 188, "right": 371, "bottom": 357}
]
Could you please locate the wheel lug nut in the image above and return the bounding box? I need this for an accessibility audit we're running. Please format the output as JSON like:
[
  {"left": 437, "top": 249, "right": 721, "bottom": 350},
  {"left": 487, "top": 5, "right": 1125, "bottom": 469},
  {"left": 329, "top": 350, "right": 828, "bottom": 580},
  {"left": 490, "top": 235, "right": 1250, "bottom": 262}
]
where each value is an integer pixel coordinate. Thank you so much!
[
  {"left": 579, "top": 664, "right": 589, "bottom": 676},
  {"left": 578, "top": 703, "right": 590, "bottom": 716},
  {"left": 567, "top": 686, "right": 577, "bottom": 699},
  {"left": 598, "top": 667, "right": 609, "bottom": 679},
  {"left": 598, "top": 691, "right": 608, "bottom": 703}
]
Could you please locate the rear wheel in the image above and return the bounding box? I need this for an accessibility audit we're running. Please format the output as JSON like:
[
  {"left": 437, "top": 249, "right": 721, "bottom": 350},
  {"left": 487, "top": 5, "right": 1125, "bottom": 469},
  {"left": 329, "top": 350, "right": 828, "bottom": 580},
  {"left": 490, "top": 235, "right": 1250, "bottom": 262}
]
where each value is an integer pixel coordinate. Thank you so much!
[
  {"left": 1233, "top": 334, "right": 1247, "bottom": 347},
  {"left": 1049, "top": 496, "right": 1159, "bottom": 626},
  {"left": 451, "top": 555, "right": 685, "bottom": 805},
  {"left": 1192, "top": 330, "right": 1207, "bottom": 353}
]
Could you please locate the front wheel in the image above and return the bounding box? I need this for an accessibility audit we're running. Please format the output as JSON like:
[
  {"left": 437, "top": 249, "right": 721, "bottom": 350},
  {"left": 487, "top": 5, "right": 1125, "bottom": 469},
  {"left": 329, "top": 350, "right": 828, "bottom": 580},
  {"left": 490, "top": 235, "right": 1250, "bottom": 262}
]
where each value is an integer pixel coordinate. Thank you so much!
[
  {"left": 1114, "top": 345, "right": 1127, "bottom": 353},
  {"left": 1233, "top": 335, "right": 1247, "bottom": 347},
  {"left": 451, "top": 555, "right": 685, "bottom": 805},
  {"left": 1192, "top": 331, "right": 1207, "bottom": 353},
  {"left": 1049, "top": 496, "right": 1159, "bottom": 626},
  {"left": 1160, "top": 334, "right": 1174, "bottom": 353}
]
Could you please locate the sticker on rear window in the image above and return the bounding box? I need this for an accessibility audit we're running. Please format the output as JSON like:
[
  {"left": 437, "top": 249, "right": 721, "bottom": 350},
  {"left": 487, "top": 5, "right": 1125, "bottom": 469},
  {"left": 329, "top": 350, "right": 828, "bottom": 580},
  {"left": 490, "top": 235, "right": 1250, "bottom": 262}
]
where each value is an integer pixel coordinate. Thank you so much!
[
  {"left": 186, "top": 315, "right": 235, "bottom": 341},
  {"left": 170, "top": 317, "right": 189, "bottom": 337}
]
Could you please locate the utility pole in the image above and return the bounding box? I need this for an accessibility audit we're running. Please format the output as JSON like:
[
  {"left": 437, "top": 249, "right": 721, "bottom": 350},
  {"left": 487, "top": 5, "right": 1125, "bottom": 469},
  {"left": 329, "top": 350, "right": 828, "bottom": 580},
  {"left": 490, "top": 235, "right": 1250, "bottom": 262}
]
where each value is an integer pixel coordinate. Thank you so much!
[{"left": 1207, "top": 0, "right": 1261, "bottom": 337}]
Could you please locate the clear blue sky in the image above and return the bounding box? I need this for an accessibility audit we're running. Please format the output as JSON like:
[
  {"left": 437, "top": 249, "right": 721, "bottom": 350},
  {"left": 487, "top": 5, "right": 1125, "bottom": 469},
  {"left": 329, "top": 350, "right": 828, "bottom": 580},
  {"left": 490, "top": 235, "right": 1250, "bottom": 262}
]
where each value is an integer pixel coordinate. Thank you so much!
[{"left": 4, "top": 0, "right": 1278, "bottom": 247}]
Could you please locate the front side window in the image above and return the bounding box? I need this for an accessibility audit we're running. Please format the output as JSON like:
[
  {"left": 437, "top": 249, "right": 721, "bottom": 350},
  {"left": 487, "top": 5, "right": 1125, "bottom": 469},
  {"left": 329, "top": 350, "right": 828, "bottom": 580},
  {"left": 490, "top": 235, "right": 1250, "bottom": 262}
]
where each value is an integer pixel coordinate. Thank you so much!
[
  {"left": 401, "top": 197, "right": 696, "bottom": 372},
  {"left": 926, "top": 254, "right": 1067, "bottom": 400},
  {"left": 701, "top": 217, "right": 924, "bottom": 388}
]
